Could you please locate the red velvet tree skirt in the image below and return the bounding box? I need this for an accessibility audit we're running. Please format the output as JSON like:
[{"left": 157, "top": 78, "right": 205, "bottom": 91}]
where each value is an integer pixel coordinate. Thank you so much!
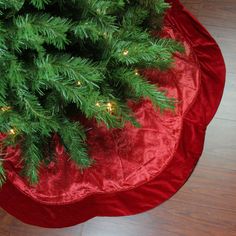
[{"left": 0, "top": 0, "right": 225, "bottom": 228}]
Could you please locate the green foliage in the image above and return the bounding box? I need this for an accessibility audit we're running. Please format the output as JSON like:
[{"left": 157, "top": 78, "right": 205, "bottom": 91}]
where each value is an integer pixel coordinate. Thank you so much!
[
  {"left": 0, "top": 161, "right": 6, "bottom": 187},
  {"left": 59, "top": 119, "right": 92, "bottom": 167},
  {"left": 0, "top": 0, "right": 24, "bottom": 11},
  {"left": 111, "top": 38, "right": 183, "bottom": 69},
  {"left": 13, "top": 13, "right": 71, "bottom": 51},
  {"left": 30, "top": 0, "right": 52, "bottom": 9},
  {"left": 139, "top": 0, "right": 170, "bottom": 14},
  {"left": 113, "top": 68, "right": 175, "bottom": 110},
  {"left": 21, "top": 135, "right": 42, "bottom": 184},
  {"left": 0, "top": 0, "right": 183, "bottom": 186}
]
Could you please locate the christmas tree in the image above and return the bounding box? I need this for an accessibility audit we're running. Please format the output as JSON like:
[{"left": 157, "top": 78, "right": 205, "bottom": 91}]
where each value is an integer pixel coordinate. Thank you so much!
[{"left": 0, "top": 0, "right": 183, "bottom": 186}]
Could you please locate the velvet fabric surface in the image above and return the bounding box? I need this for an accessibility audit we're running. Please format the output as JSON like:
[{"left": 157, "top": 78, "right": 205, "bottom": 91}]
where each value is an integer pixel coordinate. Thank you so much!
[{"left": 0, "top": 0, "right": 225, "bottom": 228}]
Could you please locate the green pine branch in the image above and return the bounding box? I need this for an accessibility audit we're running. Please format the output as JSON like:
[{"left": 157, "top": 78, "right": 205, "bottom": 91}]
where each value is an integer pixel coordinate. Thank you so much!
[
  {"left": 59, "top": 119, "right": 91, "bottom": 167},
  {"left": 35, "top": 54, "right": 103, "bottom": 86},
  {"left": 0, "top": 0, "right": 24, "bottom": 11},
  {"left": 13, "top": 13, "right": 71, "bottom": 51},
  {"left": 113, "top": 68, "right": 175, "bottom": 110},
  {"left": 0, "top": 161, "right": 6, "bottom": 187},
  {"left": 0, "top": 0, "right": 183, "bottom": 185},
  {"left": 138, "top": 0, "right": 170, "bottom": 14},
  {"left": 21, "top": 135, "right": 42, "bottom": 185},
  {"left": 111, "top": 38, "right": 184, "bottom": 69},
  {"left": 30, "top": 0, "right": 53, "bottom": 9}
]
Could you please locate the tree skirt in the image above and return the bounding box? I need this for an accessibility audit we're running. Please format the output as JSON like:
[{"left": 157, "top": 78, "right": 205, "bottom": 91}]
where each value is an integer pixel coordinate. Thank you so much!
[{"left": 0, "top": 0, "right": 225, "bottom": 228}]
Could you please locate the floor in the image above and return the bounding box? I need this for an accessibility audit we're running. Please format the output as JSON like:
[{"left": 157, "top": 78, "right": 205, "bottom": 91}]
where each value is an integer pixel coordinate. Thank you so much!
[{"left": 0, "top": 0, "right": 236, "bottom": 235}]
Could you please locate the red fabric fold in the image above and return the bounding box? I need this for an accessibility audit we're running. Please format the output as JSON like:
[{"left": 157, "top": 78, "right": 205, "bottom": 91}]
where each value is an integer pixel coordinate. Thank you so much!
[{"left": 0, "top": 0, "right": 225, "bottom": 228}]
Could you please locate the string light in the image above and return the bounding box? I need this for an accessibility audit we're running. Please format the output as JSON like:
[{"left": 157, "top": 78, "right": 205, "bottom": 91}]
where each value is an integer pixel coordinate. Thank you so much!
[
  {"left": 0, "top": 106, "right": 11, "bottom": 112},
  {"left": 95, "top": 101, "right": 115, "bottom": 113},
  {"left": 134, "top": 69, "right": 139, "bottom": 76},
  {"left": 106, "top": 102, "right": 113, "bottom": 112},
  {"left": 103, "top": 32, "right": 108, "bottom": 38},
  {"left": 123, "top": 49, "right": 129, "bottom": 56},
  {"left": 8, "top": 129, "right": 16, "bottom": 135}
]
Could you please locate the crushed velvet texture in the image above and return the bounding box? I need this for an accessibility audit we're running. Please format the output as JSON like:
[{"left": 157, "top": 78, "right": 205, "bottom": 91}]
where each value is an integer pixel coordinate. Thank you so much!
[{"left": 0, "top": 0, "right": 225, "bottom": 228}]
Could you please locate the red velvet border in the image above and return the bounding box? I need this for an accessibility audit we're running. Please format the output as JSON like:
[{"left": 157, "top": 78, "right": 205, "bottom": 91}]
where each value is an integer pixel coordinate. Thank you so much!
[{"left": 0, "top": 0, "right": 226, "bottom": 228}]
